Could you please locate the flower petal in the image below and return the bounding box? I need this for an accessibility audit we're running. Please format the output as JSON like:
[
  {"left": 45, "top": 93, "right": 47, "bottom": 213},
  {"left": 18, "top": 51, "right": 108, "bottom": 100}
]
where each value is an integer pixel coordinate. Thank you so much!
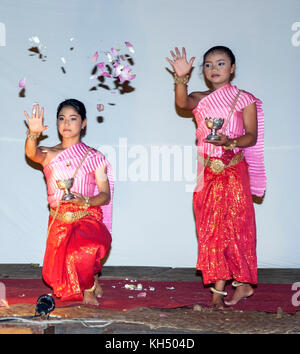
[
  {"left": 97, "top": 104, "right": 104, "bottom": 112},
  {"left": 97, "top": 62, "right": 106, "bottom": 70},
  {"left": 92, "top": 51, "right": 99, "bottom": 63},
  {"left": 125, "top": 41, "right": 135, "bottom": 53},
  {"left": 111, "top": 47, "right": 119, "bottom": 58},
  {"left": 19, "top": 77, "right": 26, "bottom": 88}
]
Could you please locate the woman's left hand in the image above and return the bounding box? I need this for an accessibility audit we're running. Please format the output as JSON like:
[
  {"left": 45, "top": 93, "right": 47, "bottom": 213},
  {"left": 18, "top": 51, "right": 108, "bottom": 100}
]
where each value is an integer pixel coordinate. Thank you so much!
[
  {"left": 64, "top": 192, "right": 86, "bottom": 206},
  {"left": 204, "top": 134, "right": 229, "bottom": 146}
]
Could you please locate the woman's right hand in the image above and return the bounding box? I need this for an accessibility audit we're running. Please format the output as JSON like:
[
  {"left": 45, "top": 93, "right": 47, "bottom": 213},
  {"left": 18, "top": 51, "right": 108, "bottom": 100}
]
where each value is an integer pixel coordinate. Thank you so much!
[
  {"left": 24, "top": 103, "right": 48, "bottom": 135},
  {"left": 166, "top": 47, "right": 195, "bottom": 77}
]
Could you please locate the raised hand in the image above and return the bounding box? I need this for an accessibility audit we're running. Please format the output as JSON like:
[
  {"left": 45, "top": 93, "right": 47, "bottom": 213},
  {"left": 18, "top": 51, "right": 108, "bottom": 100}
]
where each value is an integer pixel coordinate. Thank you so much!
[
  {"left": 166, "top": 47, "right": 195, "bottom": 77},
  {"left": 24, "top": 103, "right": 48, "bottom": 135}
]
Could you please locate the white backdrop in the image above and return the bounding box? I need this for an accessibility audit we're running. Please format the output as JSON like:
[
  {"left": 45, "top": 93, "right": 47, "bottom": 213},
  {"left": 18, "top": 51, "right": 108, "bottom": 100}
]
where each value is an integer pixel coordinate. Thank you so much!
[{"left": 0, "top": 0, "right": 299, "bottom": 268}]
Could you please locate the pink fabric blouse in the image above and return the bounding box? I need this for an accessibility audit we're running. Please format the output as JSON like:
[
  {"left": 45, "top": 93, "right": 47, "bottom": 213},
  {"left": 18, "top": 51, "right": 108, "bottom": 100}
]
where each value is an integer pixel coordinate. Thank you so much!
[
  {"left": 43, "top": 142, "right": 114, "bottom": 233},
  {"left": 192, "top": 83, "right": 266, "bottom": 197}
]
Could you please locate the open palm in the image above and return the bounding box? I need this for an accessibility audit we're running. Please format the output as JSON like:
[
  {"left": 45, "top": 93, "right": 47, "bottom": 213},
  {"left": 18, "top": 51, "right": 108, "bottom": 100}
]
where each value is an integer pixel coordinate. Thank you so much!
[
  {"left": 166, "top": 47, "right": 195, "bottom": 77},
  {"left": 24, "top": 104, "right": 48, "bottom": 134}
]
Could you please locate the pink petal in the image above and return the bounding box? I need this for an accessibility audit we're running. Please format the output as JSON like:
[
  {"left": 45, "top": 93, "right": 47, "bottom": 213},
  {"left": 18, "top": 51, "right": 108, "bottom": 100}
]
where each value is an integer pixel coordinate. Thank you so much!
[
  {"left": 97, "top": 104, "right": 104, "bottom": 112},
  {"left": 92, "top": 51, "right": 99, "bottom": 63},
  {"left": 111, "top": 48, "right": 119, "bottom": 58},
  {"left": 97, "top": 62, "right": 105, "bottom": 70},
  {"left": 102, "top": 72, "right": 111, "bottom": 78},
  {"left": 19, "top": 77, "right": 26, "bottom": 88},
  {"left": 125, "top": 41, "right": 135, "bottom": 53},
  {"left": 137, "top": 292, "right": 147, "bottom": 298}
]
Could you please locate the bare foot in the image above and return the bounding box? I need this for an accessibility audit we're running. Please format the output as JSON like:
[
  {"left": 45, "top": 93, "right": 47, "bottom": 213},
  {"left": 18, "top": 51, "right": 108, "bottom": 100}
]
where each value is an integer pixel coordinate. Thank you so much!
[
  {"left": 94, "top": 280, "right": 103, "bottom": 298},
  {"left": 211, "top": 293, "right": 227, "bottom": 310},
  {"left": 83, "top": 290, "right": 99, "bottom": 305},
  {"left": 224, "top": 284, "right": 254, "bottom": 306}
]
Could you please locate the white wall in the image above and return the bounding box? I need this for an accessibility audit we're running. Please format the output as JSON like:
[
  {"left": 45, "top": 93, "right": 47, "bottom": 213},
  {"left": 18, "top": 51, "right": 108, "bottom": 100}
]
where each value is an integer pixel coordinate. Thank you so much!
[{"left": 0, "top": 0, "right": 299, "bottom": 267}]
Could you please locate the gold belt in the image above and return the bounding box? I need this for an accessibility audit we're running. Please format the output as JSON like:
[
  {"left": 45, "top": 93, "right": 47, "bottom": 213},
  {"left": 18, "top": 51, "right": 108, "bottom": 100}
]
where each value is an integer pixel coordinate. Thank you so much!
[
  {"left": 205, "top": 152, "right": 244, "bottom": 174},
  {"left": 50, "top": 208, "right": 89, "bottom": 223}
]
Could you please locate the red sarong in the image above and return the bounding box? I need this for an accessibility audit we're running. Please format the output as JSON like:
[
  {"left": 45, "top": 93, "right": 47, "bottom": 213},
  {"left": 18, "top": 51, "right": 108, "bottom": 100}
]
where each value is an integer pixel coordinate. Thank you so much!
[
  {"left": 42, "top": 203, "right": 112, "bottom": 301},
  {"left": 193, "top": 152, "right": 257, "bottom": 285}
]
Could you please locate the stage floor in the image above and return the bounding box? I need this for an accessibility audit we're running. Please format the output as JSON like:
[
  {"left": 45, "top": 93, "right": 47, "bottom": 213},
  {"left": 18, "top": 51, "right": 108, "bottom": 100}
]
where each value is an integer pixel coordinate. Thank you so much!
[{"left": 0, "top": 264, "right": 299, "bottom": 334}]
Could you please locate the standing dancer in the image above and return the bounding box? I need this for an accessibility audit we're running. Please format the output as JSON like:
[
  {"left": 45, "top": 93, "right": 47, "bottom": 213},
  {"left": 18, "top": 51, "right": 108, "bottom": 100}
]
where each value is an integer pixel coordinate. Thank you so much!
[
  {"left": 166, "top": 46, "right": 266, "bottom": 309},
  {"left": 25, "top": 99, "right": 113, "bottom": 305}
]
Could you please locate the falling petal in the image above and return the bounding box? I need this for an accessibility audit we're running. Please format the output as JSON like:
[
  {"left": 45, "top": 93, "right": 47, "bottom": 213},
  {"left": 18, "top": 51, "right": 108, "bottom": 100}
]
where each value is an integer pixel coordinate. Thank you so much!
[
  {"left": 97, "top": 104, "right": 104, "bottom": 112},
  {"left": 19, "top": 77, "right": 26, "bottom": 88},
  {"left": 92, "top": 51, "right": 99, "bottom": 63},
  {"left": 19, "top": 88, "right": 26, "bottom": 97},
  {"left": 118, "top": 65, "right": 136, "bottom": 82},
  {"left": 113, "top": 62, "right": 124, "bottom": 77},
  {"left": 125, "top": 41, "right": 135, "bottom": 53},
  {"left": 29, "top": 36, "right": 40, "bottom": 44},
  {"left": 111, "top": 47, "right": 119, "bottom": 58},
  {"left": 97, "top": 62, "right": 106, "bottom": 70},
  {"left": 105, "top": 51, "right": 113, "bottom": 63}
]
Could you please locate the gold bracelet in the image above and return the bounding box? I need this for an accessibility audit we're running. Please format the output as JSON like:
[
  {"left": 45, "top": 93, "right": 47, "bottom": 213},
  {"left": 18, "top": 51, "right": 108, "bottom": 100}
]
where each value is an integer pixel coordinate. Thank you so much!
[
  {"left": 173, "top": 73, "right": 189, "bottom": 85},
  {"left": 83, "top": 196, "right": 90, "bottom": 209},
  {"left": 224, "top": 139, "right": 237, "bottom": 150},
  {"left": 26, "top": 130, "right": 41, "bottom": 140}
]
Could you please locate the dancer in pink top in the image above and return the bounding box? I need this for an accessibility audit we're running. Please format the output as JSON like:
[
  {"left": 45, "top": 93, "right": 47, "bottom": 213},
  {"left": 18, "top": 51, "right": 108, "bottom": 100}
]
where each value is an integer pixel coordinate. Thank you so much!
[
  {"left": 25, "top": 99, "right": 113, "bottom": 305},
  {"left": 167, "top": 46, "right": 266, "bottom": 309}
]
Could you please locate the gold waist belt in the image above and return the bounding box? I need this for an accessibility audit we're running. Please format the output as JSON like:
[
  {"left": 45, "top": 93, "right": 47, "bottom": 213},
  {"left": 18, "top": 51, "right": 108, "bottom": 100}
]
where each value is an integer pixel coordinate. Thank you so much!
[
  {"left": 205, "top": 152, "right": 244, "bottom": 174},
  {"left": 50, "top": 208, "right": 89, "bottom": 223}
]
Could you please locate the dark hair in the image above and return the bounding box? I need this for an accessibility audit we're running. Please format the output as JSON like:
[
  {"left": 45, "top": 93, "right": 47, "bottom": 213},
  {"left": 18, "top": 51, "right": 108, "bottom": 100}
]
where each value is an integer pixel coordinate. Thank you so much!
[
  {"left": 56, "top": 99, "right": 87, "bottom": 121},
  {"left": 203, "top": 46, "right": 236, "bottom": 66}
]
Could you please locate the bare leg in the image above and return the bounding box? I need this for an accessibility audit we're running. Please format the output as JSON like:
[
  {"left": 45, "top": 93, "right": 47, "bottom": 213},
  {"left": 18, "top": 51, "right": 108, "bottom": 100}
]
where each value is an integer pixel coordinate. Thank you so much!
[
  {"left": 211, "top": 280, "right": 227, "bottom": 310},
  {"left": 83, "top": 278, "right": 99, "bottom": 305},
  {"left": 94, "top": 274, "right": 103, "bottom": 298},
  {"left": 224, "top": 283, "right": 254, "bottom": 306}
]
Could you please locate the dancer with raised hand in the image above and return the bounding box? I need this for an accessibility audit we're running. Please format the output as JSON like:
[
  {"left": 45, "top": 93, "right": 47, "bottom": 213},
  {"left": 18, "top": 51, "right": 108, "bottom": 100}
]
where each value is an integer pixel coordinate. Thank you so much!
[
  {"left": 25, "top": 99, "right": 113, "bottom": 305},
  {"left": 166, "top": 46, "right": 266, "bottom": 309}
]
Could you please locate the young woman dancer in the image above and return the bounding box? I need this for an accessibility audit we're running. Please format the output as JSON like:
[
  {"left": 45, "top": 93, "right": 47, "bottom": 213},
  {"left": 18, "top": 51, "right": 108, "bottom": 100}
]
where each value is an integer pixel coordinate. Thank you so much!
[
  {"left": 25, "top": 99, "right": 113, "bottom": 305},
  {"left": 166, "top": 46, "right": 266, "bottom": 309}
]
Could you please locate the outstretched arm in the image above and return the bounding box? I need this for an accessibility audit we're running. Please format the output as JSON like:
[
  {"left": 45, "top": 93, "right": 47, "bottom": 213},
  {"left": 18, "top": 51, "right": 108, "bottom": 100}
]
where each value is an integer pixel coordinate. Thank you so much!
[
  {"left": 166, "top": 47, "right": 202, "bottom": 111},
  {"left": 24, "top": 104, "right": 49, "bottom": 164}
]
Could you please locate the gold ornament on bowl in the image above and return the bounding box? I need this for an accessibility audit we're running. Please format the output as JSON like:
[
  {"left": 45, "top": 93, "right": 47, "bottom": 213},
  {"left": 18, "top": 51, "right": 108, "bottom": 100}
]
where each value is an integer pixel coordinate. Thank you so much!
[
  {"left": 56, "top": 178, "right": 76, "bottom": 201},
  {"left": 205, "top": 117, "right": 224, "bottom": 141}
]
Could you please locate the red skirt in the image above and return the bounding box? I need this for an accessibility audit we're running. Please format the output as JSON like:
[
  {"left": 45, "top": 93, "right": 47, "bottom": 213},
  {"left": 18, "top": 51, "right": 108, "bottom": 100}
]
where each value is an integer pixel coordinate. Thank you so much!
[
  {"left": 193, "top": 152, "right": 257, "bottom": 285},
  {"left": 42, "top": 203, "right": 112, "bottom": 301}
]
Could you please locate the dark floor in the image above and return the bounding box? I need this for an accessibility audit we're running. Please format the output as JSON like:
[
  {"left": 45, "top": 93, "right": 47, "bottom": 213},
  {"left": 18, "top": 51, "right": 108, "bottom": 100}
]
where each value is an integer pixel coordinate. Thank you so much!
[
  {"left": 0, "top": 264, "right": 299, "bottom": 335},
  {"left": 0, "top": 263, "right": 299, "bottom": 283}
]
